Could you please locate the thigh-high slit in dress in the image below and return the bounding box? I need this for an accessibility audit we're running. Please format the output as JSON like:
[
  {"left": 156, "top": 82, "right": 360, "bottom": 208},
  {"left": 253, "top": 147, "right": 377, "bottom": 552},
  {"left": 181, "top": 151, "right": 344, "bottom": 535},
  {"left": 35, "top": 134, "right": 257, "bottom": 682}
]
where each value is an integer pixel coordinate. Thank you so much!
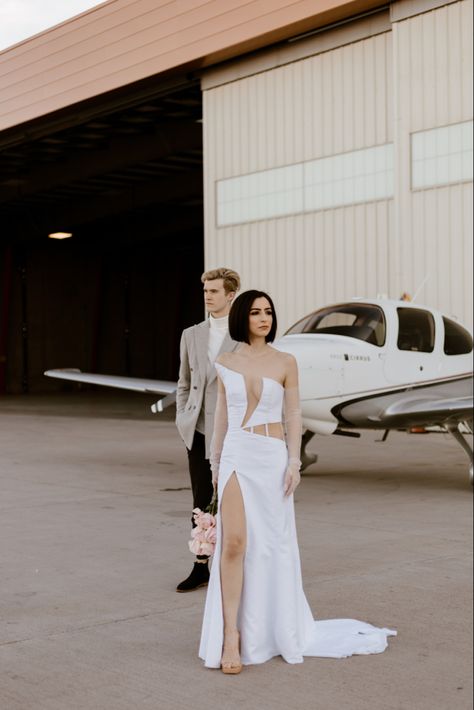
[{"left": 198, "top": 359, "right": 396, "bottom": 668}]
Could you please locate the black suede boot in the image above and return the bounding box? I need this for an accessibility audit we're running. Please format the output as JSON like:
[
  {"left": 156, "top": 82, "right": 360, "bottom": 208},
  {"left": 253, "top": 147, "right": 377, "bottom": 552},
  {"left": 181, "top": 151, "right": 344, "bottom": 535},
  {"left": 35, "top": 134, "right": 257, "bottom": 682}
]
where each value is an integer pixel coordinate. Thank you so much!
[{"left": 176, "top": 561, "right": 209, "bottom": 592}]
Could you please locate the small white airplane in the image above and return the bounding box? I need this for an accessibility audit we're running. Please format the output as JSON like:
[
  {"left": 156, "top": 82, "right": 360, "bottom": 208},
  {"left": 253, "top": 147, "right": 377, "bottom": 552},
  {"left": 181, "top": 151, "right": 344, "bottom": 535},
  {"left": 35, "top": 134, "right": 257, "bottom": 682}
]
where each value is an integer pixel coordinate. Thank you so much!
[{"left": 45, "top": 298, "right": 473, "bottom": 483}]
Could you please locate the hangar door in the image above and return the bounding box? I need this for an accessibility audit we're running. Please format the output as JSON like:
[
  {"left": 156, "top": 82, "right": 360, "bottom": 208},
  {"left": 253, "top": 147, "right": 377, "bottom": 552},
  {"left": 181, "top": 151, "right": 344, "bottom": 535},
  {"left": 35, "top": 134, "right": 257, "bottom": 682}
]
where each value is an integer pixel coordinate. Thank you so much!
[{"left": 0, "top": 81, "right": 204, "bottom": 393}]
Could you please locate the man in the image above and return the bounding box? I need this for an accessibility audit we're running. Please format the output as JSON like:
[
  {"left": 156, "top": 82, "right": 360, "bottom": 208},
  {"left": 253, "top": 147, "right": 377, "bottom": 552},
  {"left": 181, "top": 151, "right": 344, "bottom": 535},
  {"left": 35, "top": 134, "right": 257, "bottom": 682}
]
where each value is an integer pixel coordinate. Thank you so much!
[{"left": 175, "top": 267, "right": 241, "bottom": 592}]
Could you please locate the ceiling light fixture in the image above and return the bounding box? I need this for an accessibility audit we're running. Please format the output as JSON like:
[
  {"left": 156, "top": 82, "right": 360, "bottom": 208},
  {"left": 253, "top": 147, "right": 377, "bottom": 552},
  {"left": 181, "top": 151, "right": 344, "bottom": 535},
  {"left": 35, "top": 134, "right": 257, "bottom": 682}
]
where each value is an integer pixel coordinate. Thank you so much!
[{"left": 48, "top": 232, "right": 73, "bottom": 239}]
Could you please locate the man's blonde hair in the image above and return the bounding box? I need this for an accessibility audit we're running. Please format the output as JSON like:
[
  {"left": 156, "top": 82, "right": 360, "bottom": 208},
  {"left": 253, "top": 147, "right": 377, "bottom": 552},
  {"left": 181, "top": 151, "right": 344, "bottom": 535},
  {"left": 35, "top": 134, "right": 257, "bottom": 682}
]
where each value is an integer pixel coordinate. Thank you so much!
[{"left": 201, "top": 267, "right": 241, "bottom": 295}]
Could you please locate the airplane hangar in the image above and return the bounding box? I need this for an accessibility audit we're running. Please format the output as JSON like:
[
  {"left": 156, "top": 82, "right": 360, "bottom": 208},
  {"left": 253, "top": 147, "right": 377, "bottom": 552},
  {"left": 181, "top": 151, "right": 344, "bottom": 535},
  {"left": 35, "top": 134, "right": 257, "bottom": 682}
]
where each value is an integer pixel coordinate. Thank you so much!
[
  {"left": 0, "top": 79, "right": 205, "bottom": 393},
  {"left": 0, "top": 0, "right": 472, "bottom": 394}
]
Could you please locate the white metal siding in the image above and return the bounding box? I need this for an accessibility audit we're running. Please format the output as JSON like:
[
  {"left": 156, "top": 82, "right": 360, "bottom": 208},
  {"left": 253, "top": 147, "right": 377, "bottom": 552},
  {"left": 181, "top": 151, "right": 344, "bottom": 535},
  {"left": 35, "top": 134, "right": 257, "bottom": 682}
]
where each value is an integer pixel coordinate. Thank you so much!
[
  {"left": 392, "top": 0, "right": 473, "bottom": 326},
  {"left": 204, "top": 0, "right": 473, "bottom": 333},
  {"left": 204, "top": 31, "right": 393, "bottom": 333}
]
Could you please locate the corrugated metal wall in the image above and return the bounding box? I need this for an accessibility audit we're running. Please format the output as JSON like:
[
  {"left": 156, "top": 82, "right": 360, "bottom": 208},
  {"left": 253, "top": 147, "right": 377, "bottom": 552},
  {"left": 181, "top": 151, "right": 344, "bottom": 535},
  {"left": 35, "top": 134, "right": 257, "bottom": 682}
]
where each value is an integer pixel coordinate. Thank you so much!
[
  {"left": 204, "top": 31, "right": 394, "bottom": 332},
  {"left": 393, "top": 0, "right": 473, "bottom": 325},
  {"left": 203, "top": 0, "right": 473, "bottom": 332}
]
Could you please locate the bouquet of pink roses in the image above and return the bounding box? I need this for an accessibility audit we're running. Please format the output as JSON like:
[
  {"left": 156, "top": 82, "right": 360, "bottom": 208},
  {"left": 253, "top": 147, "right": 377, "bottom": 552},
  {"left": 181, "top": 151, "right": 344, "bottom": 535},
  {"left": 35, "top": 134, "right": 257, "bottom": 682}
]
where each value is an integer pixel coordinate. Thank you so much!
[{"left": 188, "top": 489, "right": 218, "bottom": 557}]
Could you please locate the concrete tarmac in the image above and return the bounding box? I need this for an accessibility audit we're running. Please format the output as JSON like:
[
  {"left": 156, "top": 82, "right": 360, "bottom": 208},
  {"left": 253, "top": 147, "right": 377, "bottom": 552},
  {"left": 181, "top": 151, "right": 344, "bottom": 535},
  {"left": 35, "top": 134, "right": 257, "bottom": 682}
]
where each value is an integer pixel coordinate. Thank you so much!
[{"left": 0, "top": 392, "right": 472, "bottom": 710}]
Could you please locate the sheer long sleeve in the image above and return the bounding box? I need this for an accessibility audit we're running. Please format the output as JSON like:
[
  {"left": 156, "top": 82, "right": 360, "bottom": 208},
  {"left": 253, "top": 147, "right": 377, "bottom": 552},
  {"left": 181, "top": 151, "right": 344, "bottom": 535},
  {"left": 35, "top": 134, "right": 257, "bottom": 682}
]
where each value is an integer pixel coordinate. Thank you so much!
[
  {"left": 283, "top": 356, "right": 302, "bottom": 471},
  {"left": 209, "top": 374, "right": 228, "bottom": 480}
]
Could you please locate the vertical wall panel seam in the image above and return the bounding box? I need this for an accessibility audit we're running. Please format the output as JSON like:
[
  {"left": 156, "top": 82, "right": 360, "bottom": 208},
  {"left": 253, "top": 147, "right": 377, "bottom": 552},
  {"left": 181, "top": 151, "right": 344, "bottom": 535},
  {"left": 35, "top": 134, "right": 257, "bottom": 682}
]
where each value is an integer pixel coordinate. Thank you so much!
[{"left": 204, "top": 4, "right": 472, "bottom": 329}]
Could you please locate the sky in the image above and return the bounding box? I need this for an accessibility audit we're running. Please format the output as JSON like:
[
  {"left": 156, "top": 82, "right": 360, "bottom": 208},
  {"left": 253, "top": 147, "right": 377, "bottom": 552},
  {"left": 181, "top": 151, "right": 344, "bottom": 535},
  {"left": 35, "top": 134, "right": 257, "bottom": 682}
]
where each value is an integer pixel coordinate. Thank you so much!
[{"left": 0, "top": 0, "right": 107, "bottom": 51}]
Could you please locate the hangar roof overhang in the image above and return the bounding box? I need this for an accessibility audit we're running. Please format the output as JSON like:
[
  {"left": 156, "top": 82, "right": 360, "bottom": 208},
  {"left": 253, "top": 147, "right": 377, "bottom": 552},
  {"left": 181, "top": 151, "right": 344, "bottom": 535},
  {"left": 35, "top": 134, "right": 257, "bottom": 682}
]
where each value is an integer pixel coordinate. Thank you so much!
[{"left": 0, "top": 0, "right": 388, "bottom": 136}]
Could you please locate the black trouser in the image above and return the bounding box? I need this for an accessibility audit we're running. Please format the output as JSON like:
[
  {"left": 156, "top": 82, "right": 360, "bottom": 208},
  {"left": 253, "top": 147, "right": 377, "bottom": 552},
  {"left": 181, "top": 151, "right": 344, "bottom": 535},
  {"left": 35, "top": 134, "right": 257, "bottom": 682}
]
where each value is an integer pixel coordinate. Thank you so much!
[{"left": 187, "top": 431, "right": 213, "bottom": 529}]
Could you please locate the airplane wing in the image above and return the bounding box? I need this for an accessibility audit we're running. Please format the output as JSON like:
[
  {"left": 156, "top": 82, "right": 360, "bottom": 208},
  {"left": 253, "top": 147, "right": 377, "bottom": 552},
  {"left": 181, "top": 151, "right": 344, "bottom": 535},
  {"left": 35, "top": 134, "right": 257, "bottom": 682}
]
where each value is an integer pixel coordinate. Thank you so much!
[
  {"left": 367, "top": 395, "right": 473, "bottom": 427},
  {"left": 335, "top": 376, "right": 473, "bottom": 429},
  {"left": 44, "top": 369, "right": 177, "bottom": 412}
]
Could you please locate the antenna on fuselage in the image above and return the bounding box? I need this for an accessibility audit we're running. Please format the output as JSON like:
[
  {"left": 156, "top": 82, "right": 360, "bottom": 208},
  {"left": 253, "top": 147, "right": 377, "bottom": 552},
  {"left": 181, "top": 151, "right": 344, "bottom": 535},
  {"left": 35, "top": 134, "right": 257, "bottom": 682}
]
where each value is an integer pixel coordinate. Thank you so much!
[{"left": 412, "top": 275, "right": 430, "bottom": 303}]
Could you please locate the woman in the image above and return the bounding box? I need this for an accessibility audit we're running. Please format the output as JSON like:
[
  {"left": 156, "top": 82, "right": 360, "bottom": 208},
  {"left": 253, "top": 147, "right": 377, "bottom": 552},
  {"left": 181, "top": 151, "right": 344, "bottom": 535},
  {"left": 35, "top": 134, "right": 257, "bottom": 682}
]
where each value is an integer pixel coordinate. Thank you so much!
[{"left": 199, "top": 290, "right": 396, "bottom": 673}]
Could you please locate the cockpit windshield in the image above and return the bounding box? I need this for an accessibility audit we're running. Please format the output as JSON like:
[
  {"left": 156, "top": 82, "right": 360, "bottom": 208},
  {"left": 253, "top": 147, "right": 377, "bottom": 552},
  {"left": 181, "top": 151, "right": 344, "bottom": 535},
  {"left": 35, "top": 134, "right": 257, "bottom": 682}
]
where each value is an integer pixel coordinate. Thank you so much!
[{"left": 285, "top": 303, "right": 386, "bottom": 346}]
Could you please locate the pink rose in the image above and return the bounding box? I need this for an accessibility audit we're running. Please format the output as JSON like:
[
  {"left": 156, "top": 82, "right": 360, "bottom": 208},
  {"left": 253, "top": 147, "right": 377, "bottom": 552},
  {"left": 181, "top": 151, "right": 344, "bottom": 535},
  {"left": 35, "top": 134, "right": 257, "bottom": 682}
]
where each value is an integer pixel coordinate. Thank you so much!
[
  {"left": 200, "top": 541, "right": 214, "bottom": 556},
  {"left": 205, "top": 526, "right": 216, "bottom": 544},
  {"left": 199, "top": 513, "right": 214, "bottom": 529},
  {"left": 188, "top": 538, "right": 201, "bottom": 555},
  {"left": 188, "top": 509, "right": 217, "bottom": 556}
]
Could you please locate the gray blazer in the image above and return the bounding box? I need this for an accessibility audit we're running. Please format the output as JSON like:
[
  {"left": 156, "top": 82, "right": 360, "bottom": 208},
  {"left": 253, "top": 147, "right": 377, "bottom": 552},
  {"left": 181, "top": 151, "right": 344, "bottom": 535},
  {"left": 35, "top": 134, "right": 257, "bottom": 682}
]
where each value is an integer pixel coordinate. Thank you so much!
[{"left": 175, "top": 319, "right": 239, "bottom": 458}]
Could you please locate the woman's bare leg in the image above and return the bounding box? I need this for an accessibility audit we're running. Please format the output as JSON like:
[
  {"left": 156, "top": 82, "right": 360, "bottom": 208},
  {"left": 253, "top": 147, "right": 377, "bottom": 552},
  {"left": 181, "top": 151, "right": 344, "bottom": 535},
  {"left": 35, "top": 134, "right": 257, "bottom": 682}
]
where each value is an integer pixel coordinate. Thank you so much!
[{"left": 220, "top": 473, "right": 246, "bottom": 667}]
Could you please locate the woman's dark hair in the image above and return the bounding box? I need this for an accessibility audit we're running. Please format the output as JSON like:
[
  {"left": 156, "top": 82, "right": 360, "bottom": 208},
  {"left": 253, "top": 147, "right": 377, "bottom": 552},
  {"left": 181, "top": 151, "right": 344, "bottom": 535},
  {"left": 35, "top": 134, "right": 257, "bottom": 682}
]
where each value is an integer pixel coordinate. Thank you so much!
[{"left": 229, "top": 290, "right": 278, "bottom": 344}]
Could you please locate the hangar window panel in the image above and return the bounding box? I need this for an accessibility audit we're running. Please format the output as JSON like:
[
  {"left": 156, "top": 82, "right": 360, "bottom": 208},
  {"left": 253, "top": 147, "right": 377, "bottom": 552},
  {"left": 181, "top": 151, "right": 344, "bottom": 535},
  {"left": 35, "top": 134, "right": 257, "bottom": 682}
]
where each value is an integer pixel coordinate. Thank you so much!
[
  {"left": 217, "top": 145, "right": 393, "bottom": 226},
  {"left": 411, "top": 121, "right": 474, "bottom": 190},
  {"left": 304, "top": 144, "right": 393, "bottom": 211},
  {"left": 442, "top": 317, "right": 473, "bottom": 355},
  {"left": 216, "top": 164, "right": 304, "bottom": 226},
  {"left": 397, "top": 308, "right": 435, "bottom": 353}
]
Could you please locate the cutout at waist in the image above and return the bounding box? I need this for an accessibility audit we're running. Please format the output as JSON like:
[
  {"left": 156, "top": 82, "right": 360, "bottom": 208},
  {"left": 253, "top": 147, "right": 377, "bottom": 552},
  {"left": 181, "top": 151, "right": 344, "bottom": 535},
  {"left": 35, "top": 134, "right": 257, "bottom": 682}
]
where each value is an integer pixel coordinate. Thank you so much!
[{"left": 242, "top": 421, "right": 284, "bottom": 440}]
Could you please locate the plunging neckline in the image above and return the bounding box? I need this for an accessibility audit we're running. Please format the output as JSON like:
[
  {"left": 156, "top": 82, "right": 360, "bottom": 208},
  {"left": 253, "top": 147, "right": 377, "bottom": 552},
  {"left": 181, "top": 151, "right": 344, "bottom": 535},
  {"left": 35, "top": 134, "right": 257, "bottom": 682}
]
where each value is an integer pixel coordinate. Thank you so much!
[
  {"left": 215, "top": 362, "right": 284, "bottom": 429},
  {"left": 215, "top": 363, "right": 284, "bottom": 390}
]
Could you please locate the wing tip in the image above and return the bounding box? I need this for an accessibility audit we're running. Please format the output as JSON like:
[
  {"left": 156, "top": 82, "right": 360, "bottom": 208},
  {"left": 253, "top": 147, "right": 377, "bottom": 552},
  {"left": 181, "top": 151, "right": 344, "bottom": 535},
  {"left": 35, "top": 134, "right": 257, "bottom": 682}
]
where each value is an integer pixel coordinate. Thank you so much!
[{"left": 44, "top": 368, "right": 82, "bottom": 376}]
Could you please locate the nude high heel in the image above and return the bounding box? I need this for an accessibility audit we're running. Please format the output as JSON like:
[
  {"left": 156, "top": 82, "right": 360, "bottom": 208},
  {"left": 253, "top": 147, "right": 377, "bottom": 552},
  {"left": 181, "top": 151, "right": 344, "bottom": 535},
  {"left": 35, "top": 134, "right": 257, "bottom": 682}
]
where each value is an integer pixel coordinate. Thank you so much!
[{"left": 221, "top": 631, "right": 242, "bottom": 674}]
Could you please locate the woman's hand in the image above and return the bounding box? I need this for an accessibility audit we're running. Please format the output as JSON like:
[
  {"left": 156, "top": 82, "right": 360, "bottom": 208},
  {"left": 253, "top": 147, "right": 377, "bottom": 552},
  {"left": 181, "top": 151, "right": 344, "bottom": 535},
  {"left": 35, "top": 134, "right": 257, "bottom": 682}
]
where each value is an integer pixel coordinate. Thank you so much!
[
  {"left": 212, "top": 470, "right": 219, "bottom": 489},
  {"left": 284, "top": 464, "right": 300, "bottom": 496}
]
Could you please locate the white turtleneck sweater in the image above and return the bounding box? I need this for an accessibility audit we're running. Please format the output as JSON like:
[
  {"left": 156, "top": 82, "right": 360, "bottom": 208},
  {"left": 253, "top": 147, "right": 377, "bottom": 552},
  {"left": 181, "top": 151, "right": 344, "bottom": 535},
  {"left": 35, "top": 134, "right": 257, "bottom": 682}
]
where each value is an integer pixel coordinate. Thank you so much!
[
  {"left": 207, "top": 313, "right": 229, "bottom": 374},
  {"left": 195, "top": 313, "right": 229, "bottom": 434}
]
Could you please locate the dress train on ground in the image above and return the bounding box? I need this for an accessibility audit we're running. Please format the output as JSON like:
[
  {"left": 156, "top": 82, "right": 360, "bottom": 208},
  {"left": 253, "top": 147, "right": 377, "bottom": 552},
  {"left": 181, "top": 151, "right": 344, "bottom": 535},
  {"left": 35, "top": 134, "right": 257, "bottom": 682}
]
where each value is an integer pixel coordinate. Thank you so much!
[{"left": 199, "top": 361, "right": 396, "bottom": 668}]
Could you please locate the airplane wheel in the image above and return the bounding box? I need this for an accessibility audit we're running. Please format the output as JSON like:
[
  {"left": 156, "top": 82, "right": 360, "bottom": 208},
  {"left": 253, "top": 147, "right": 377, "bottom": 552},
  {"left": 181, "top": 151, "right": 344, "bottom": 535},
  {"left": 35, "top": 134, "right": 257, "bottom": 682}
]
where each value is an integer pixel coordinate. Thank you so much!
[
  {"left": 300, "top": 429, "right": 317, "bottom": 473},
  {"left": 301, "top": 452, "right": 318, "bottom": 473}
]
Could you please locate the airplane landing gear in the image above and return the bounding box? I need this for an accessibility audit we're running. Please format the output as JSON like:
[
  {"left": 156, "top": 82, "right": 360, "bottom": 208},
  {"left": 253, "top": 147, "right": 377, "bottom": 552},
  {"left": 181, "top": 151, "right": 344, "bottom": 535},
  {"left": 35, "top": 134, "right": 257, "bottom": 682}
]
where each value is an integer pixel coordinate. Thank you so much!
[
  {"left": 300, "top": 429, "right": 318, "bottom": 472},
  {"left": 447, "top": 422, "right": 473, "bottom": 485}
]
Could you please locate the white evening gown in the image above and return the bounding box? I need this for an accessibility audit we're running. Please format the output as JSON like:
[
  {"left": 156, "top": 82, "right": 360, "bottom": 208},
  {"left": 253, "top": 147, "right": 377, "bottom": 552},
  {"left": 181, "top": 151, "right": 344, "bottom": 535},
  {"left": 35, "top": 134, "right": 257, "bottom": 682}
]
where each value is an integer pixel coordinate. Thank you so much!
[{"left": 199, "top": 357, "right": 396, "bottom": 668}]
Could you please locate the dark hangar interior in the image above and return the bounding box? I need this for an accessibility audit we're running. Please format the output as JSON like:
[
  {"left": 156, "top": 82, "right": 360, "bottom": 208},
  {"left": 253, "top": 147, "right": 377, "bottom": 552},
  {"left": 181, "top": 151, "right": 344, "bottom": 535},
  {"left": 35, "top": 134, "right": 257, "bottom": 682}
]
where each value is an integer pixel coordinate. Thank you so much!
[{"left": 0, "top": 76, "right": 204, "bottom": 393}]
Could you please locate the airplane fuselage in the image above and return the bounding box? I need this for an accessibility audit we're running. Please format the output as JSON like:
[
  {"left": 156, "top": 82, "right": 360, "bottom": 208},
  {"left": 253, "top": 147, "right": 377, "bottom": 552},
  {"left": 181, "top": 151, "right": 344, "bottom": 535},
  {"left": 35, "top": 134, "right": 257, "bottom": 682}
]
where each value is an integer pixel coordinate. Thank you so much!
[{"left": 276, "top": 300, "right": 473, "bottom": 435}]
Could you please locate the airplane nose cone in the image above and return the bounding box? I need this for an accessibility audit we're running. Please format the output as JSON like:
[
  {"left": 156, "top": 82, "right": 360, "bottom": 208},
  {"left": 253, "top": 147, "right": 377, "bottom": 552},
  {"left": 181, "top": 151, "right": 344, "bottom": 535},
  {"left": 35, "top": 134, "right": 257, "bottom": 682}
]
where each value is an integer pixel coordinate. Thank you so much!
[
  {"left": 274, "top": 334, "right": 310, "bottom": 361},
  {"left": 274, "top": 334, "right": 343, "bottom": 431},
  {"left": 273, "top": 334, "right": 318, "bottom": 373}
]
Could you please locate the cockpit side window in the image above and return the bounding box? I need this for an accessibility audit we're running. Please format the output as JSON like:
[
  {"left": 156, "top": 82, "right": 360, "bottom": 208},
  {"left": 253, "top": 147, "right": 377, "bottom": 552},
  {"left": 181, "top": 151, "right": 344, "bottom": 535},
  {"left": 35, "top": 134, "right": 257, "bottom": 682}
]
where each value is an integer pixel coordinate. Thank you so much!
[
  {"left": 397, "top": 308, "right": 435, "bottom": 352},
  {"left": 443, "top": 317, "right": 473, "bottom": 355},
  {"left": 285, "top": 303, "right": 386, "bottom": 346}
]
